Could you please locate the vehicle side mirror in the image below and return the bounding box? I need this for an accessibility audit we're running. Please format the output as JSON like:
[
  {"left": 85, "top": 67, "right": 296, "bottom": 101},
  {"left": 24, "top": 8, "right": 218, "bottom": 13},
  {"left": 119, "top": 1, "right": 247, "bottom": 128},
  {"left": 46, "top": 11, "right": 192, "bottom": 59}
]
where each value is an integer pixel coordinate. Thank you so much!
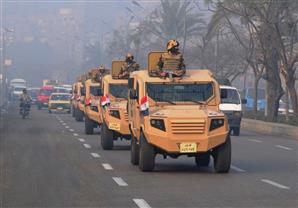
[
  {"left": 241, "top": 99, "right": 247, "bottom": 104},
  {"left": 129, "top": 89, "right": 137, "bottom": 99},
  {"left": 128, "top": 78, "right": 134, "bottom": 89},
  {"left": 80, "top": 88, "right": 86, "bottom": 96}
]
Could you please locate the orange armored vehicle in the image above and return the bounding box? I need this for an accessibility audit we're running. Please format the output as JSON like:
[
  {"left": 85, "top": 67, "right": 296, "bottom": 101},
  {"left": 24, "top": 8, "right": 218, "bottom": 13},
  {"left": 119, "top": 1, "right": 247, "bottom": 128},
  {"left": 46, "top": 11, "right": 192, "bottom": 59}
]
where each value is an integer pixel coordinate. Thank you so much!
[
  {"left": 72, "top": 74, "right": 87, "bottom": 122},
  {"left": 127, "top": 52, "right": 230, "bottom": 173},
  {"left": 83, "top": 67, "right": 106, "bottom": 134},
  {"left": 100, "top": 61, "right": 130, "bottom": 150}
]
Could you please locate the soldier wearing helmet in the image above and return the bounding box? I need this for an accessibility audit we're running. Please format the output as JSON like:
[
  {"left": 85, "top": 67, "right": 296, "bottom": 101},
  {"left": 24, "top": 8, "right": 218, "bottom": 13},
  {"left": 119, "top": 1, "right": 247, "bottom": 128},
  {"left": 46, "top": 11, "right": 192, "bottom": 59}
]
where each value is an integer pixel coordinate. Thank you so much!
[
  {"left": 157, "top": 39, "right": 186, "bottom": 78},
  {"left": 119, "top": 53, "right": 140, "bottom": 79},
  {"left": 97, "top": 65, "right": 108, "bottom": 84}
]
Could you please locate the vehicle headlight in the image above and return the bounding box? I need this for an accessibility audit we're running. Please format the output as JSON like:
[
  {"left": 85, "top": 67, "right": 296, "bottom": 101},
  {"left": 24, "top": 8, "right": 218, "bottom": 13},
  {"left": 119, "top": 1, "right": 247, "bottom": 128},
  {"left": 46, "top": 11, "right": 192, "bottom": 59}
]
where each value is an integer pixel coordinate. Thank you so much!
[
  {"left": 209, "top": 119, "right": 224, "bottom": 131},
  {"left": 150, "top": 119, "right": 166, "bottom": 131},
  {"left": 110, "top": 110, "right": 120, "bottom": 119}
]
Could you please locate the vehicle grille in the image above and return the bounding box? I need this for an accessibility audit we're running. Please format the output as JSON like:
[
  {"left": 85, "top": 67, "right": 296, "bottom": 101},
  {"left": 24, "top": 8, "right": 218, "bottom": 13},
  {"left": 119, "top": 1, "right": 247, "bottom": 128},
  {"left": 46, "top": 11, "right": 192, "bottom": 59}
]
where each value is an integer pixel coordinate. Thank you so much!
[
  {"left": 170, "top": 119, "right": 205, "bottom": 134},
  {"left": 51, "top": 104, "right": 70, "bottom": 109},
  {"left": 124, "top": 112, "right": 129, "bottom": 121}
]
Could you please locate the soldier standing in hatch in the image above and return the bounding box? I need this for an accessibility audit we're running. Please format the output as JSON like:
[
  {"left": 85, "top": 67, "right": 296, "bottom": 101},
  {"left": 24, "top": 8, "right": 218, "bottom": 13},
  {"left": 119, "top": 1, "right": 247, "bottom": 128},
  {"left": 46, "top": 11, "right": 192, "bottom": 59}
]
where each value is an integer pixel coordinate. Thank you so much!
[
  {"left": 97, "top": 65, "right": 108, "bottom": 84},
  {"left": 157, "top": 39, "right": 186, "bottom": 78},
  {"left": 118, "top": 53, "right": 140, "bottom": 79}
]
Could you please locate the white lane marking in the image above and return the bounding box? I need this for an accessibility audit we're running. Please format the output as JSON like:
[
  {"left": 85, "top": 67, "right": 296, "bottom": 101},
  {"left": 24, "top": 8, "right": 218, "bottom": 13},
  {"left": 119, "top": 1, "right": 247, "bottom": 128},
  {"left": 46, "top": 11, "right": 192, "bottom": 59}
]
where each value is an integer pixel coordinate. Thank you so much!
[
  {"left": 248, "top": 139, "right": 262, "bottom": 143},
  {"left": 91, "top": 153, "right": 100, "bottom": 158},
  {"left": 78, "top": 138, "right": 85, "bottom": 142},
  {"left": 275, "top": 145, "right": 292, "bottom": 151},
  {"left": 62, "top": 123, "right": 66, "bottom": 125},
  {"left": 65, "top": 126, "right": 69, "bottom": 128},
  {"left": 112, "top": 177, "right": 128, "bottom": 186},
  {"left": 69, "top": 129, "right": 74, "bottom": 132},
  {"left": 261, "top": 179, "right": 290, "bottom": 190},
  {"left": 231, "top": 165, "right": 246, "bottom": 172},
  {"left": 102, "top": 163, "right": 113, "bottom": 170},
  {"left": 73, "top": 133, "right": 79, "bottom": 136},
  {"left": 133, "top": 199, "right": 151, "bottom": 208},
  {"left": 83, "top": 144, "right": 91, "bottom": 149}
]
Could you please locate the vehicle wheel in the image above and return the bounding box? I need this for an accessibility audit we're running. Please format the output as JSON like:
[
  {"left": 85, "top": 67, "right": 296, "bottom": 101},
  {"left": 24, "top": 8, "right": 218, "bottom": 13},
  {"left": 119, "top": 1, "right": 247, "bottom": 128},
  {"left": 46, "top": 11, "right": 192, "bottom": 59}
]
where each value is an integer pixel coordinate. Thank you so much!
[
  {"left": 131, "top": 137, "right": 139, "bottom": 165},
  {"left": 37, "top": 104, "right": 41, "bottom": 110},
  {"left": 195, "top": 152, "right": 210, "bottom": 167},
  {"left": 233, "top": 127, "right": 240, "bottom": 136},
  {"left": 85, "top": 116, "right": 94, "bottom": 135},
  {"left": 213, "top": 135, "right": 231, "bottom": 173},
  {"left": 101, "top": 123, "right": 113, "bottom": 150},
  {"left": 75, "top": 108, "right": 83, "bottom": 122},
  {"left": 139, "top": 133, "right": 155, "bottom": 172},
  {"left": 48, "top": 110, "right": 52, "bottom": 114}
]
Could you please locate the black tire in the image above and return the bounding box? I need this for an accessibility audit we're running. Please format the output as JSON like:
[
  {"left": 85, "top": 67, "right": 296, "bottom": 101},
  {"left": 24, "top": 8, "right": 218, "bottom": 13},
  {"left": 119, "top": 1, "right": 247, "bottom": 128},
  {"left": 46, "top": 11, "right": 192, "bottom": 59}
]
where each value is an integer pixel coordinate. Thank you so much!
[
  {"left": 195, "top": 152, "right": 210, "bottom": 167},
  {"left": 213, "top": 135, "right": 231, "bottom": 173},
  {"left": 130, "top": 137, "right": 139, "bottom": 165},
  {"left": 75, "top": 108, "right": 84, "bottom": 122},
  {"left": 233, "top": 127, "right": 240, "bottom": 136},
  {"left": 101, "top": 123, "right": 113, "bottom": 150},
  {"left": 37, "top": 104, "right": 41, "bottom": 110},
  {"left": 85, "top": 116, "right": 94, "bottom": 135},
  {"left": 48, "top": 110, "right": 52, "bottom": 114},
  {"left": 139, "top": 133, "right": 155, "bottom": 171},
  {"left": 72, "top": 106, "right": 75, "bottom": 117}
]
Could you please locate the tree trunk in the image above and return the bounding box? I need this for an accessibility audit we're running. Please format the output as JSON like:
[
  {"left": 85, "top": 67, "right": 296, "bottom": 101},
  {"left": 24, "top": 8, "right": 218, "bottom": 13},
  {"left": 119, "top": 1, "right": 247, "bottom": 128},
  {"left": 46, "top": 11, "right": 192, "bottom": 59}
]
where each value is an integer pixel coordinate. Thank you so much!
[
  {"left": 286, "top": 78, "right": 298, "bottom": 122},
  {"left": 265, "top": 48, "right": 283, "bottom": 122},
  {"left": 253, "top": 77, "right": 260, "bottom": 118}
]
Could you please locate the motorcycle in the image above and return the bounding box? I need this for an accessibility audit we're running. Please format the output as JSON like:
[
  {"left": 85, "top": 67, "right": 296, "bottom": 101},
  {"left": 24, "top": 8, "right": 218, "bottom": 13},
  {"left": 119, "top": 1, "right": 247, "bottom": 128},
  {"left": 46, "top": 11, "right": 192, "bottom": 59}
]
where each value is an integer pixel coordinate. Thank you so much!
[{"left": 20, "top": 102, "right": 31, "bottom": 119}]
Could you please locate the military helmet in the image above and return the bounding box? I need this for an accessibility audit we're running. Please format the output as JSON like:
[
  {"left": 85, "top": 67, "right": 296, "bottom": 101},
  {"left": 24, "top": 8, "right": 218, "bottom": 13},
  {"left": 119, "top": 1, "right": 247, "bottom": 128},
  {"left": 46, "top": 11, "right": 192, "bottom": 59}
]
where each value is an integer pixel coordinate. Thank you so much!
[
  {"left": 98, "top": 65, "right": 106, "bottom": 73},
  {"left": 167, "top": 39, "right": 179, "bottom": 51},
  {"left": 125, "top": 53, "right": 134, "bottom": 60}
]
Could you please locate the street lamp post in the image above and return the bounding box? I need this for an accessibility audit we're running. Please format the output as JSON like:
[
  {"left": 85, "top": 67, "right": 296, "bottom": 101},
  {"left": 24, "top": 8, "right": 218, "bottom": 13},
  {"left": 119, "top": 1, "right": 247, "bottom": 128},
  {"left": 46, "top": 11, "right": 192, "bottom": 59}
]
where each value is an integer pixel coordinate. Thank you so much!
[{"left": 0, "top": 27, "right": 14, "bottom": 113}]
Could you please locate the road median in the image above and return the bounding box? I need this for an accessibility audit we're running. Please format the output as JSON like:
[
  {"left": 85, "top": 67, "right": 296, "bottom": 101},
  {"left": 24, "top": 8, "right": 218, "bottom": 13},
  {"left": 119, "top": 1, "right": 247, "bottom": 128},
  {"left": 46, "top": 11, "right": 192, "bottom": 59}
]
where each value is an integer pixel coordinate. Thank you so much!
[{"left": 242, "top": 118, "right": 298, "bottom": 140}]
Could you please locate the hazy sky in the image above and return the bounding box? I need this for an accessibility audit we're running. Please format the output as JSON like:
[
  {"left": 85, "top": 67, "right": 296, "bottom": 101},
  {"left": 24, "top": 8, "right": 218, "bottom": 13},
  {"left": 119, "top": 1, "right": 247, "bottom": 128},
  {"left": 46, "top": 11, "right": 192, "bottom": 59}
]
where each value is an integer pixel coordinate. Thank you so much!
[{"left": 3, "top": 0, "right": 160, "bottom": 85}]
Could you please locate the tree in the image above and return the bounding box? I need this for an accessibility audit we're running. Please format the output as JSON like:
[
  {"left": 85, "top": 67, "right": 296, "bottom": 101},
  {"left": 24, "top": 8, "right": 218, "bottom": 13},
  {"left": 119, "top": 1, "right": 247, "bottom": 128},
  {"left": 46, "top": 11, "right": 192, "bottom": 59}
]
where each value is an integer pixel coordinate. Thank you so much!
[
  {"left": 206, "top": 0, "right": 298, "bottom": 122},
  {"left": 140, "top": 0, "right": 206, "bottom": 52}
]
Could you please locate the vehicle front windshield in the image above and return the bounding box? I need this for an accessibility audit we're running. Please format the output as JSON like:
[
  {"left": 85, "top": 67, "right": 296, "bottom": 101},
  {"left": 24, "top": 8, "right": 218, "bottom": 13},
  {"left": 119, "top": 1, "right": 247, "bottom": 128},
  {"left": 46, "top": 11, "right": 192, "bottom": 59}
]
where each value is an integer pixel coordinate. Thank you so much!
[
  {"left": 51, "top": 94, "right": 71, "bottom": 101},
  {"left": 90, "top": 86, "right": 102, "bottom": 96},
  {"left": 15, "top": 87, "right": 25, "bottom": 92},
  {"left": 147, "top": 83, "right": 213, "bottom": 103},
  {"left": 54, "top": 88, "right": 68, "bottom": 93},
  {"left": 221, "top": 88, "right": 240, "bottom": 104},
  {"left": 109, "top": 84, "right": 128, "bottom": 99},
  {"left": 40, "top": 89, "right": 52, "bottom": 96}
]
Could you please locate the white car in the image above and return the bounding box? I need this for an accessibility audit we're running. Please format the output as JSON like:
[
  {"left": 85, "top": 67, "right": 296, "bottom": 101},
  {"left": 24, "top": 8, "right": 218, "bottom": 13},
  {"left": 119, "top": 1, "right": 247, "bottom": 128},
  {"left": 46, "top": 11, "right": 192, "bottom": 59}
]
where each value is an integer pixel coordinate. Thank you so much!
[{"left": 219, "top": 85, "right": 246, "bottom": 136}]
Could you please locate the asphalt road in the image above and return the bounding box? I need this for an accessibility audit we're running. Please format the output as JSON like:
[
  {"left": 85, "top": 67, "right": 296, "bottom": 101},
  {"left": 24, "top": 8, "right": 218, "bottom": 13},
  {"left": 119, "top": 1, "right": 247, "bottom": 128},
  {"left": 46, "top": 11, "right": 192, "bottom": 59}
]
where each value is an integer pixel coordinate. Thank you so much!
[{"left": 0, "top": 106, "right": 297, "bottom": 208}]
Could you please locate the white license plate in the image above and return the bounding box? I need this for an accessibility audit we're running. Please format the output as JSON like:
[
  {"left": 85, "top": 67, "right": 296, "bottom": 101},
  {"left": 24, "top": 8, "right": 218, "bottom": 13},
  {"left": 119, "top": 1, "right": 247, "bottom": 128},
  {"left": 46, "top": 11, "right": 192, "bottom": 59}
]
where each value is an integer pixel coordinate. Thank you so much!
[
  {"left": 179, "top": 143, "right": 197, "bottom": 153},
  {"left": 109, "top": 122, "right": 120, "bottom": 131},
  {"left": 57, "top": 107, "right": 63, "bottom": 110}
]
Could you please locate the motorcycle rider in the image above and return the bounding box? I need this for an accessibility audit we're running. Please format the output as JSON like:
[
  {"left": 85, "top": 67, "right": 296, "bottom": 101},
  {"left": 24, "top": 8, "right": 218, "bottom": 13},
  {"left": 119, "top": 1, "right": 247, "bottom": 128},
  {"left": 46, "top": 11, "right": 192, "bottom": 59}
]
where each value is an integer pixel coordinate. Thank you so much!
[
  {"left": 118, "top": 53, "right": 140, "bottom": 79},
  {"left": 157, "top": 39, "right": 186, "bottom": 78},
  {"left": 19, "top": 89, "right": 31, "bottom": 114}
]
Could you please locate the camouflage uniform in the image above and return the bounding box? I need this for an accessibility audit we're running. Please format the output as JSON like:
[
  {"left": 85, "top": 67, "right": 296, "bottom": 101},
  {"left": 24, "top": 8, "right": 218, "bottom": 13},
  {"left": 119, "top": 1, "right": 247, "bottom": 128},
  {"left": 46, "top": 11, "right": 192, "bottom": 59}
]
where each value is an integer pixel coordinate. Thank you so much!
[
  {"left": 157, "top": 52, "right": 186, "bottom": 77},
  {"left": 119, "top": 61, "right": 139, "bottom": 79}
]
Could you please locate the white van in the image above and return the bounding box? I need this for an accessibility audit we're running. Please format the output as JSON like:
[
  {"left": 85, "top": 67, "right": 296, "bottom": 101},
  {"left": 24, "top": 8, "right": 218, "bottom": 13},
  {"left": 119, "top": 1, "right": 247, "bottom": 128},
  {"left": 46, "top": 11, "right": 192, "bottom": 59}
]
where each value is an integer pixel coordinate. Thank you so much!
[
  {"left": 11, "top": 85, "right": 26, "bottom": 100},
  {"left": 219, "top": 85, "right": 246, "bottom": 136}
]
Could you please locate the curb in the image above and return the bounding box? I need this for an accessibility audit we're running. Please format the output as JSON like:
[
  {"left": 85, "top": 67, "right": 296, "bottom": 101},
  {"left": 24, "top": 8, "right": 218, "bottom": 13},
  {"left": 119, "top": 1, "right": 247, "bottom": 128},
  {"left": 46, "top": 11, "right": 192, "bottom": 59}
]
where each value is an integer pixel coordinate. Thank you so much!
[{"left": 241, "top": 118, "right": 298, "bottom": 140}]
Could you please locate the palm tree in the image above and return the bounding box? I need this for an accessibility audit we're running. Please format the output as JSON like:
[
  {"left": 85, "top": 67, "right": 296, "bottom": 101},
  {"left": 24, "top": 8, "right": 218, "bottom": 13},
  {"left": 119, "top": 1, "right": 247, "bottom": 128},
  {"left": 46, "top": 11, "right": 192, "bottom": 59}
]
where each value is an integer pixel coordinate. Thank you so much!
[{"left": 141, "top": 0, "right": 206, "bottom": 52}]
